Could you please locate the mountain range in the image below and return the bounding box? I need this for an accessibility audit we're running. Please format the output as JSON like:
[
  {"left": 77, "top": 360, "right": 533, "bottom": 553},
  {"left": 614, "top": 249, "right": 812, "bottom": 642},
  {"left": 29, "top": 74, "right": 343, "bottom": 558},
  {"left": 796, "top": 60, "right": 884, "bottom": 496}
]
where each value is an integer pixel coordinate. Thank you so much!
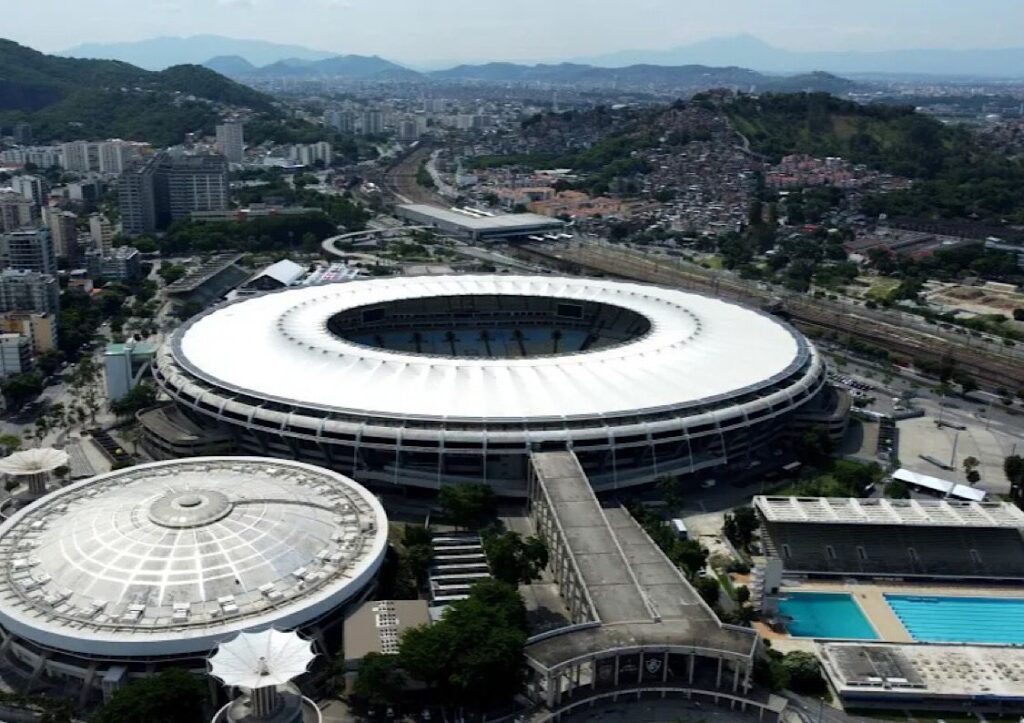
[
  {"left": 0, "top": 39, "right": 275, "bottom": 145},
  {"left": 573, "top": 34, "right": 1024, "bottom": 79},
  {"left": 63, "top": 33, "right": 1024, "bottom": 79},
  {"left": 63, "top": 35, "right": 335, "bottom": 71},
  {"left": 202, "top": 55, "right": 857, "bottom": 94}
]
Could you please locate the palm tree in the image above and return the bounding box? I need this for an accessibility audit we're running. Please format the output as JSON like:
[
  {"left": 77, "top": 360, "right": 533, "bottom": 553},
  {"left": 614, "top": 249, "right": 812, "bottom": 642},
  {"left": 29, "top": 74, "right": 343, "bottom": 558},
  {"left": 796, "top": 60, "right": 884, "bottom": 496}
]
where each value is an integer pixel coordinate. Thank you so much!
[
  {"left": 551, "top": 329, "right": 562, "bottom": 354},
  {"left": 444, "top": 331, "right": 457, "bottom": 356},
  {"left": 512, "top": 329, "right": 527, "bottom": 357}
]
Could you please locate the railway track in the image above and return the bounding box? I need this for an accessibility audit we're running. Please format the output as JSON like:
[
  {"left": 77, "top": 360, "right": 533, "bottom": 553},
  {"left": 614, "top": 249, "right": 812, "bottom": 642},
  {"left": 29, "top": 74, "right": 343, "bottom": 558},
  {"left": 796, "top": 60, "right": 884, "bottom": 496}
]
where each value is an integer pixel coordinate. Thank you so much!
[{"left": 519, "top": 243, "right": 1024, "bottom": 390}]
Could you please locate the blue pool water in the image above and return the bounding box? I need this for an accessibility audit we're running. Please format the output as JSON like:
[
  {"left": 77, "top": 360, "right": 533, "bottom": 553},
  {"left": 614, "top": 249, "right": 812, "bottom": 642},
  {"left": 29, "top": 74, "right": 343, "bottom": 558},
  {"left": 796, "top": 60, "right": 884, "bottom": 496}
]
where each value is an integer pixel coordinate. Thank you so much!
[
  {"left": 885, "top": 595, "right": 1024, "bottom": 644},
  {"left": 778, "top": 592, "right": 879, "bottom": 640}
]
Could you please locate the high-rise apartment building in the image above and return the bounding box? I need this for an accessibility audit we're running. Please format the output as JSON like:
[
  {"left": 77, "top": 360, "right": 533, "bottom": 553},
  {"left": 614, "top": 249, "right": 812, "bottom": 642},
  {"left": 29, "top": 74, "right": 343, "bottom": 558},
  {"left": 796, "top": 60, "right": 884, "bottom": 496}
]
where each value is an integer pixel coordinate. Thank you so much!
[
  {"left": 0, "top": 189, "right": 35, "bottom": 232},
  {"left": 98, "top": 141, "right": 131, "bottom": 174},
  {"left": 88, "top": 214, "right": 115, "bottom": 255},
  {"left": 326, "top": 110, "right": 358, "bottom": 133},
  {"left": 10, "top": 176, "right": 45, "bottom": 207},
  {"left": 215, "top": 122, "right": 245, "bottom": 163},
  {"left": 45, "top": 209, "right": 79, "bottom": 260},
  {"left": 0, "top": 229, "right": 57, "bottom": 275},
  {"left": 292, "top": 142, "right": 333, "bottom": 167},
  {"left": 118, "top": 160, "right": 158, "bottom": 236},
  {"left": 118, "top": 153, "right": 229, "bottom": 236},
  {"left": 0, "top": 270, "right": 60, "bottom": 317},
  {"left": 60, "top": 141, "right": 91, "bottom": 172},
  {"left": 362, "top": 110, "right": 384, "bottom": 135}
]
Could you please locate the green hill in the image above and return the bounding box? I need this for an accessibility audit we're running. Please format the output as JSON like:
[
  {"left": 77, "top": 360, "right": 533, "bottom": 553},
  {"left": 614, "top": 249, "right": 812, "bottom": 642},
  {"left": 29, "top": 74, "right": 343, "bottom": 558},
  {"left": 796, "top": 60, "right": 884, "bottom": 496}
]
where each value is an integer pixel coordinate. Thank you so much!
[
  {"left": 0, "top": 38, "right": 275, "bottom": 145},
  {"left": 722, "top": 92, "right": 1024, "bottom": 225}
]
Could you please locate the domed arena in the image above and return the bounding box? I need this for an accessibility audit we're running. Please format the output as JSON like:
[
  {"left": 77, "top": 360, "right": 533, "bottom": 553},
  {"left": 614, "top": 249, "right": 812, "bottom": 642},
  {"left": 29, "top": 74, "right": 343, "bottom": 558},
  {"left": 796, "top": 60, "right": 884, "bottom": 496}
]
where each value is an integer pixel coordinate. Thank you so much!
[
  {"left": 145, "top": 275, "right": 836, "bottom": 494},
  {"left": 0, "top": 457, "right": 387, "bottom": 697}
]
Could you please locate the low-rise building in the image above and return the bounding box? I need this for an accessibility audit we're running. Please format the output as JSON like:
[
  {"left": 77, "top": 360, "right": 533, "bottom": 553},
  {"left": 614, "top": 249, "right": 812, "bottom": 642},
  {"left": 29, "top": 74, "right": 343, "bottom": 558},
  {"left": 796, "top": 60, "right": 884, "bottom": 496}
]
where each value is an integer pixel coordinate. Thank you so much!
[
  {"left": 0, "top": 270, "right": 59, "bottom": 316},
  {"left": 85, "top": 246, "right": 141, "bottom": 282},
  {"left": 0, "top": 312, "right": 57, "bottom": 354},
  {"left": 104, "top": 341, "right": 158, "bottom": 401},
  {"left": 0, "top": 333, "right": 32, "bottom": 377}
]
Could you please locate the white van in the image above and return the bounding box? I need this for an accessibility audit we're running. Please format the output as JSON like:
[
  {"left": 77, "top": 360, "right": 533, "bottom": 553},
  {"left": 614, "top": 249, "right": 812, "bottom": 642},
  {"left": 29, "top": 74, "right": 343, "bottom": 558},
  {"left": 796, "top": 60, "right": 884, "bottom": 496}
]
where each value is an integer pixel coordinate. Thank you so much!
[{"left": 670, "top": 518, "right": 688, "bottom": 540}]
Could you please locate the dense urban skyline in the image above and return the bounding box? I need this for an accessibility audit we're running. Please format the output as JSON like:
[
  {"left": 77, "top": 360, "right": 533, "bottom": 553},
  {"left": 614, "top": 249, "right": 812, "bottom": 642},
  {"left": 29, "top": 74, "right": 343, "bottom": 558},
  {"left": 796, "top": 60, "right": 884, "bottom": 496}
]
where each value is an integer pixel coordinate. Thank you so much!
[{"left": 5, "top": 0, "right": 1024, "bottom": 64}]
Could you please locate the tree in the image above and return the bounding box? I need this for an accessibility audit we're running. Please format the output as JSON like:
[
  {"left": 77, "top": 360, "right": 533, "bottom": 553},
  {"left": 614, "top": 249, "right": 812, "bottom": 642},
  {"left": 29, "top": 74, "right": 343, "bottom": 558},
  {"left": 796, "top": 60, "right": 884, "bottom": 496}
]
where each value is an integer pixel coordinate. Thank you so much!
[
  {"left": 438, "top": 483, "right": 496, "bottom": 529},
  {"left": 1005, "top": 455, "right": 1024, "bottom": 504},
  {"left": 109, "top": 383, "right": 157, "bottom": 417},
  {"left": 781, "top": 651, "right": 827, "bottom": 694},
  {"left": 351, "top": 652, "right": 402, "bottom": 708},
  {"left": 2, "top": 372, "right": 43, "bottom": 410},
  {"left": 673, "top": 539, "right": 709, "bottom": 577},
  {"left": 36, "top": 350, "right": 65, "bottom": 377},
  {"left": 963, "top": 456, "right": 981, "bottom": 484},
  {"left": 693, "top": 575, "right": 721, "bottom": 607},
  {"left": 723, "top": 506, "right": 759, "bottom": 548},
  {"left": 483, "top": 530, "right": 549, "bottom": 585},
  {"left": 797, "top": 426, "right": 833, "bottom": 466},
  {"left": 0, "top": 434, "right": 22, "bottom": 453},
  {"left": 736, "top": 585, "right": 751, "bottom": 605},
  {"left": 92, "top": 669, "right": 204, "bottom": 723},
  {"left": 399, "top": 580, "right": 527, "bottom": 710},
  {"left": 885, "top": 479, "right": 911, "bottom": 499}
]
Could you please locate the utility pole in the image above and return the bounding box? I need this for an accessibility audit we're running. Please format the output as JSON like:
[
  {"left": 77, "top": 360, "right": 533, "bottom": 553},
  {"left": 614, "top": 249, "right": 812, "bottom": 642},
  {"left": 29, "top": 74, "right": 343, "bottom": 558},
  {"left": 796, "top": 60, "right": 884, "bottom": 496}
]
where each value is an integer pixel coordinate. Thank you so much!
[{"left": 950, "top": 431, "right": 960, "bottom": 479}]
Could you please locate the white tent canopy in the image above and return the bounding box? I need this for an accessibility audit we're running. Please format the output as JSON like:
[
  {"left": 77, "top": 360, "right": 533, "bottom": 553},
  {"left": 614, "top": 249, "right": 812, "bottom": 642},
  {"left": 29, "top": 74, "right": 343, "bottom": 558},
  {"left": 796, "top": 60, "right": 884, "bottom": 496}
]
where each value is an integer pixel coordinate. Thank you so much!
[
  {"left": 0, "top": 448, "right": 68, "bottom": 476},
  {"left": 892, "top": 468, "right": 986, "bottom": 503},
  {"left": 209, "top": 629, "right": 315, "bottom": 690}
]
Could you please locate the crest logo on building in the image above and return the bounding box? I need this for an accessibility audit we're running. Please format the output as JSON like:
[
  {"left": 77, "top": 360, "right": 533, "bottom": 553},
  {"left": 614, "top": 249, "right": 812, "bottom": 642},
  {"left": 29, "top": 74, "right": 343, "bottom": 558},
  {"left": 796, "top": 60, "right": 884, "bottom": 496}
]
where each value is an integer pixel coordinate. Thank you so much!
[{"left": 645, "top": 657, "right": 662, "bottom": 674}]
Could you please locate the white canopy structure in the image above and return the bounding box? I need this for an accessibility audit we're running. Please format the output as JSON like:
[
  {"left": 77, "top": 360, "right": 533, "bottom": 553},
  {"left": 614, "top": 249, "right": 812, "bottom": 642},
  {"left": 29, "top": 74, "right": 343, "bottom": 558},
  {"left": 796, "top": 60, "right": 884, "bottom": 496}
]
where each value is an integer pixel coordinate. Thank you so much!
[
  {"left": 0, "top": 448, "right": 68, "bottom": 476},
  {"left": 0, "top": 448, "right": 68, "bottom": 496},
  {"left": 209, "top": 629, "right": 316, "bottom": 690},
  {"left": 210, "top": 629, "right": 317, "bottom": 721}
]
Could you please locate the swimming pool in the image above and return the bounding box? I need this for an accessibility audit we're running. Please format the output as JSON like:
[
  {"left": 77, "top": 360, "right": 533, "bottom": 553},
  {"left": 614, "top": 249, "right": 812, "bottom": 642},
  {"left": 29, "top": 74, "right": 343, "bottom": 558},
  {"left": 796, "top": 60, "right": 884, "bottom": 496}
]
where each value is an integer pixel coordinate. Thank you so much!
[
  {"left": 885, "top": 594, "right": 1024, "bottom": 644},
  {"left": 777, "top": 592, "right": 879, "bottom": 640}
]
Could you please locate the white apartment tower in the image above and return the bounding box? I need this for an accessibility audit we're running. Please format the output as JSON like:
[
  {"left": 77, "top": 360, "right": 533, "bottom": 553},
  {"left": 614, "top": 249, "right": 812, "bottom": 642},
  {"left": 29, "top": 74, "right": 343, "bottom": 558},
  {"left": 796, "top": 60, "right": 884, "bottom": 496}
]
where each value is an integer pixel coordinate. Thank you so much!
[{"left": 215, "top": 122, "right": 245, "bottom": 164}]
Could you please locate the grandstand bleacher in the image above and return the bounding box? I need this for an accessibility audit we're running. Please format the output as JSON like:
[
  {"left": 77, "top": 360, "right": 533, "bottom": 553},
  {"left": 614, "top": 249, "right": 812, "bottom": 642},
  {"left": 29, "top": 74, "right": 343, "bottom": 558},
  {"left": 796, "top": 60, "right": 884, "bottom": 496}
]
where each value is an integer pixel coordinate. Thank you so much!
[{"left": 754, "top": 496, "right": 1024, "bottom": 580}]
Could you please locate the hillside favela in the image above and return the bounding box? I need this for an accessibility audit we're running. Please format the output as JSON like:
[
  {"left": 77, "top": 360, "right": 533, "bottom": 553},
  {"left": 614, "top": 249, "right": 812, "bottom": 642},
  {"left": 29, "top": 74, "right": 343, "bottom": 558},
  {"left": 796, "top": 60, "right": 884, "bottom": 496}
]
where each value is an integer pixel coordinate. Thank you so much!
[{"left": 2, "top": 1, "right": 1024, "bottom": 721}]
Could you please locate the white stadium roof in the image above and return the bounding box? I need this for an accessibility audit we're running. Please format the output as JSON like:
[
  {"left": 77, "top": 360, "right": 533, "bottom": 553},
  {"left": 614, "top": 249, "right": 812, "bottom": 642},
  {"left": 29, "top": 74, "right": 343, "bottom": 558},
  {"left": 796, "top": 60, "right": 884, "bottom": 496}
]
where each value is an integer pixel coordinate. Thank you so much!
[
  {"left": 173, "top": 275, "right": 805, "bottom": 421},
  {"left": 0, "top": 458, "right": 388, "bottom": 657}
]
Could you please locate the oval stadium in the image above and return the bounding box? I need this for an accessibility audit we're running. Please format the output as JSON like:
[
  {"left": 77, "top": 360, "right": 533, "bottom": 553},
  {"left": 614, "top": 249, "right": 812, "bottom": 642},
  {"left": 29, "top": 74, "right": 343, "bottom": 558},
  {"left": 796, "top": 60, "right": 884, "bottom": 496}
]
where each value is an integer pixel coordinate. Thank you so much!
[
  {"left": 143, "top": 275, "right": 843, "bottom": 494},
  {"left": 0, "top": 457, "right": 387, "bottom": 690}
]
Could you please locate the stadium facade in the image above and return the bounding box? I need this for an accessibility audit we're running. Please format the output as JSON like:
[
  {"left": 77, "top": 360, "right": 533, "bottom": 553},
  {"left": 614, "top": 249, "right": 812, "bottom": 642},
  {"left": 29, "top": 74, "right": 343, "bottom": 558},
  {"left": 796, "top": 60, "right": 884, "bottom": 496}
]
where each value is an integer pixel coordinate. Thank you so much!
[
  {"left": 143, "top": 275, "right": 840, "bottom": 495},
  {"left": 0, "top": 458, "right": 387, "bottom": 700}
]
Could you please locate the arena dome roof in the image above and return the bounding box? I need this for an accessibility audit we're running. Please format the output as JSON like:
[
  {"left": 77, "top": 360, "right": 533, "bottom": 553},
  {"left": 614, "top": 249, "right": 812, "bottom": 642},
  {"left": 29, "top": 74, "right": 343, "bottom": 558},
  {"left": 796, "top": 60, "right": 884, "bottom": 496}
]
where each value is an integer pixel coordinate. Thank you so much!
[
  {"left": 0, "top": 458, "right": 388, "bottom": 658},
  {"left": 172, "top": 275, "right": 806, "bottom": 421}
]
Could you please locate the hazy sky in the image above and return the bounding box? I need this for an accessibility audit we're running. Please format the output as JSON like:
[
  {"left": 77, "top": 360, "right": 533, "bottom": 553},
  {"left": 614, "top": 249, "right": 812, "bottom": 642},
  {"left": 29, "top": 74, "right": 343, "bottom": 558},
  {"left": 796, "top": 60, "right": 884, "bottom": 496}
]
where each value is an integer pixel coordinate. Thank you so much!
[{"left": 6, "top": 0, "right": 1024, "bottom": 62}]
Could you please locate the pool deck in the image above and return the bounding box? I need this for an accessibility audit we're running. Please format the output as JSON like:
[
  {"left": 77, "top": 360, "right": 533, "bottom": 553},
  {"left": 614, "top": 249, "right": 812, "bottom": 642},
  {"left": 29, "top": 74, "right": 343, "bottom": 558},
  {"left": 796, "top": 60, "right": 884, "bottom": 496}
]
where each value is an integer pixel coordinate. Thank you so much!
[{"left": 777, "top": 581, "right": 1024, "bottom": 644}]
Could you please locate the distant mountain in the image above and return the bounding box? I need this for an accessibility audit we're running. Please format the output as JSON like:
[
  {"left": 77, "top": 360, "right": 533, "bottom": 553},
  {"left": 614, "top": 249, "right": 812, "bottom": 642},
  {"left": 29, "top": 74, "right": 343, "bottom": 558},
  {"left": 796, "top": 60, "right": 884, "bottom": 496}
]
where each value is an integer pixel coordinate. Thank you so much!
[
  {"left": 427, "top": 62, "right": 857, "bottom": 94},
  {"left": 63, "top": 35, "right": 335, "bottom": 71},
  {"left": 574, "top": 34, "right": 1024, "bottom": 79},
  {"left": 204, "top": 55, "right": 257, "bottom": 76},
  {"left": 221, "top": 54, "right": 419, "bottom": 81},
  {"left": 0, "top": 39, "right": 276, "bottom": 145}
]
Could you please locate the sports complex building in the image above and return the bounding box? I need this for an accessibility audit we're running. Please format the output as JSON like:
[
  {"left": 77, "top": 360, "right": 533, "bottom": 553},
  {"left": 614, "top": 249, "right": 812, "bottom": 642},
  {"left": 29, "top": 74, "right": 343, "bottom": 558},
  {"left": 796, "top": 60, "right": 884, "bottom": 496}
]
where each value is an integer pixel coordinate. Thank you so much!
[
  {"left": 142, "top": 275, "right": 844, "bottom": 495},
  {"left": 395, "top": 204, "right": 566, "bottom": 241},
  {"left": 0, "top": 457, "right": 387, "bottom": 705},
  {"left": 753, "top": 495, "right": 1024, "bottom": 712}
]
